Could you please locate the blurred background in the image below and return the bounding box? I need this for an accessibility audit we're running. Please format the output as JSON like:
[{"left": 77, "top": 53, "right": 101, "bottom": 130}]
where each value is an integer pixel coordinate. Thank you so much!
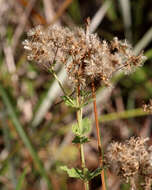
[{"left": 0, "top": 0, "right": 152, "bottom": 189}]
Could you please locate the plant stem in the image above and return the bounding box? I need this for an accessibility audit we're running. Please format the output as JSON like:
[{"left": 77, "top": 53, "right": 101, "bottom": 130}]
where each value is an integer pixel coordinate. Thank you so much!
[
  {"left": 50, "top": 68, "right": 67, "bottom": 95},
  {"left": 50, "top": 68, "right": 74, "bottom": 105},
  {"left": 91, "top": 81, "right": 106, "bottom": 190},
  {"left": 76, "top": 85, "right": 89, "bottom": 190}
]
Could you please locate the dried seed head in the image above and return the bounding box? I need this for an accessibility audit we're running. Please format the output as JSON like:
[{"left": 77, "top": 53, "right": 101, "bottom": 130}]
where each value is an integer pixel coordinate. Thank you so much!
[
  {"left": 22, "top": 25, "right": 70, "bottom": 65},
  {"left": 23, "top": 24, "right": 146, "bottom": 88},
  {"left": 106, "top": 137, "right": 152, "bottom": 188}
]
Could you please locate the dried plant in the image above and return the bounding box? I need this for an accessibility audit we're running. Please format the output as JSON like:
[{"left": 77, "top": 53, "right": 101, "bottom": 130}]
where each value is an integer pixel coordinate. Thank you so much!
[
  {"left": 23, "top": 22, "right": 146, "bottom": 190},
  {"left": 106, "top": 137, "right": 152, "bottom": 190},
  {"left": 23, "top": 24, "right": 146, "bottom": 88}
]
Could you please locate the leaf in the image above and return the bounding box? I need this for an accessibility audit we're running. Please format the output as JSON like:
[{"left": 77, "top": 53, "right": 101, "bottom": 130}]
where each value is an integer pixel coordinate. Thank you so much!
[
  {"left": 16, "top": 167, "right": 28, "bottom": 190},
  {"left": 72, "top": 135, "right": 89, "bottom": 144},
  {"left": 87, "top": 167, "right": 103, "bottom": 180},
  {"left": 81, "top": 118, "right": 91, "bottom": 135},
  {"left": 72, "top": 123, "right": 80, "bottom": 136},
  {"left": 72, "top": 118, "right": 91, "bottom": 136},
  {"left": 60, "top": 166, "right": 84, "bottom": 180},
  {"left": 61, "top": 96, "right": 78, "bottom": 108},
  {"left": 80, "top": 90, "right": 91, "bottom": 98},
  {"left": 60, "top": 166, "right": 103, "bottom": 181},
  {"left": 80, "top": 98, "right": 94, "bottom": 108}
]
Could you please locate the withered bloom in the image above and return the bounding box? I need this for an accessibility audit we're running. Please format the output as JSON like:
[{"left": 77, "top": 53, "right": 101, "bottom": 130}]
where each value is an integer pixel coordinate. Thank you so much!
[
  {"left": 106, "top": 137, "right": 152, "bottom": 189},
  {"left": 23, "top": 24, "right": 146, "bottom": 88}
]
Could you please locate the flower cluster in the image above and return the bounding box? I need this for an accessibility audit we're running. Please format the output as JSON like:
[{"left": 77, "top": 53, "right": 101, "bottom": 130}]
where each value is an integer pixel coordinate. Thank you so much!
[
  {"left": 106, "top": 137, "right": 152, "bottom": 189},
  {"left": 23, "top": 24, "right": 146, "bottom": 88}
]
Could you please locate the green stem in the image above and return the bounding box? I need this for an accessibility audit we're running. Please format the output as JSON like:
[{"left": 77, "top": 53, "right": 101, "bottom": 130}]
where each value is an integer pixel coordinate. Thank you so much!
[
  {"left": 50, "top": 68, "right": 74, "bottom": 105},
  {"left": 50, "top": 68, "right": 67, "bottom": 95},
  {"left": 76, "top": 87, "right": 89, "bottom": 190}
]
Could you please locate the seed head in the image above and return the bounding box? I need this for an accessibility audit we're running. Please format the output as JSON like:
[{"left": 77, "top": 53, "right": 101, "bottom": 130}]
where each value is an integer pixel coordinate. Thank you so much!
[
  {"left": 23, "top": 24, "right": 146, "bottom": 88},
  {"left": 106, "top": 137, "right": 152, "bottom": 188}
]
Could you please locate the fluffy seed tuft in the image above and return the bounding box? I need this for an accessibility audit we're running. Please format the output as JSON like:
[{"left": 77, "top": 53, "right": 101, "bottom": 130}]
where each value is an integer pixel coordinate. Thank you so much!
[
  {"left": 106, "top": 137, "right": 152, "bottom": 189},
  {"left": 23, "top": 24, "right": 146, "bottom": 88}
]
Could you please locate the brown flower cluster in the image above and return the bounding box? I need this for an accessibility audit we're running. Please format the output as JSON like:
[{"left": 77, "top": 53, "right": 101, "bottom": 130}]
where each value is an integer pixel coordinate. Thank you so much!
[
  {"left": 106, "top": 137, "right": 152, "bottom": 189},
  {"left": 23, "top": 24, "right": 146, "bottom": 88}
]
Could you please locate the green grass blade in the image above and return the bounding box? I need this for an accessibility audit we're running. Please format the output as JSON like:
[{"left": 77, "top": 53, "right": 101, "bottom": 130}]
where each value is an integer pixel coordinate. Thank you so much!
[
  {"left": 99, "top": 108, "right": 149, "bottom": 123},
  {"left": 15, "top": 168, "right": 28, "bottom": 190},
  {"left": 0, "top": 83, "right": 53, "bottom": 189}
]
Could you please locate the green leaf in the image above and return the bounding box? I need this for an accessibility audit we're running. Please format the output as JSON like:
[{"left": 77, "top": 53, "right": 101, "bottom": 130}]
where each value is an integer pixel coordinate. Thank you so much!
[
  {"left": 72, "top": 136, "right": 89, "bottom": 144},
  {"left": 16, "top": 168, "right": 28, "bottom": 190},
  {"left": 81, "top": 118, "right": 91, "bottom": 135},
  {"left": 61, "top": 96, "right": 78, "bottom": 108},
  {"left": 72, "top": 118, "right": 91, "bottom": 136},
  {"left": 80, "top": 98, "right": 94, "bottom": 108},
  {"left": 72, "top": 123, "right": 80, "bottom": 136},
  {"left": 80, "top": 90, "right": 91, "bottom": 98},
  {"left": 60, "top": 166, "right": 103, "bottom": 181},
  {"left": 60, "top": 166, "right": 84, "bottom": 180},
  {"left": 87, "top": 167, "right": 103, "bottom": 180}
]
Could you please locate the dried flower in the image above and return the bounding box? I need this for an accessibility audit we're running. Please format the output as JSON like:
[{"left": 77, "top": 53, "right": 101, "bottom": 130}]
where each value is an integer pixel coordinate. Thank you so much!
[
  {"left": 23, "top": 25, "right": 67, "bottom": 65},
  {"left": 106, "top": 137, "right": 152, "bottom": 189},
  {"left": 23, "top": 24, "right": 146, "bottom": 88}
]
